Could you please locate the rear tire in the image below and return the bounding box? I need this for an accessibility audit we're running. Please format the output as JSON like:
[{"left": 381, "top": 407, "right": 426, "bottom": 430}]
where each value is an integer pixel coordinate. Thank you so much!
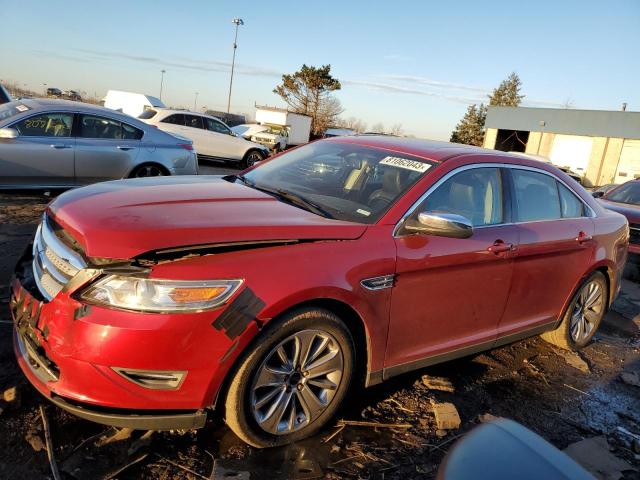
[
  {"left": 541, "top": 271, "right": 608, "bottom": 350},
  {"left": 224, "top": 308, "right": 354, "bottom": 448},
  {"left": 129, "top": 163, "right": 168, "bottom": 178},
  {"left": 242, "top": 150, "right": 265, "bottom": 169}
]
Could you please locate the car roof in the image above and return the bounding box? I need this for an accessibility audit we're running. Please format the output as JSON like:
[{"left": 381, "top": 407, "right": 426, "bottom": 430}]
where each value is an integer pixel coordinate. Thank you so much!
[
  {"left": 154, "top": 108, "right": 219, "bottom": 120},
  {"left": 327, "top": 135, "right": 505, "bottom": 163}
]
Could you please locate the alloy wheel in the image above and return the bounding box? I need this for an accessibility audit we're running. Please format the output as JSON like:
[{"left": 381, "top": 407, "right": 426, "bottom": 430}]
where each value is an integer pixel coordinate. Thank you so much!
[
  {"left": 570, "top": 280, "right": 604, "bottom": 342},
  {"left": 134, "top": 165, "right": 164, "bottom": 177},
  {"left": 246, "top": 152, "right": 263, "bottom": 167},
  {"left": 250, "top": 329, "right": 344, "bottom": 435}
]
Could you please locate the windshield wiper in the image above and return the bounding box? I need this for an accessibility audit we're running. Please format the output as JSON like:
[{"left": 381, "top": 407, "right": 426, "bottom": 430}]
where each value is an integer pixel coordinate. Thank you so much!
[
  {"left": 254, "top": 185, "right": 334, "bottom": 219},
  {"left": 228, "top": 175, "right": 333, "bottom": 218}
]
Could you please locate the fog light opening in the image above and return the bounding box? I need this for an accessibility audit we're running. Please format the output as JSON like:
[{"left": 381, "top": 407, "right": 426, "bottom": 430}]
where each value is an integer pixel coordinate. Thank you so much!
[{"left": 112, "top": 368, "right": 186, "bottom": 390}]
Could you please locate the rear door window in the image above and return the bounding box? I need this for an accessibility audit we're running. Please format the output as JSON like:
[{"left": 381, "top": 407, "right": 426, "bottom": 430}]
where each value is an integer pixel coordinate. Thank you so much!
[
  {"left": 161, "top": 114, "right": 185, "bottom": 126},
  {"left": 78, "top": 115, "right": 142, "bottom": 140},
  {"left": 512, "top": 169, "right": 561, "bottom": 222},
  {"left": 558, "top": 182, "right": 585, "bottom": 218},
  {"left": 14, "top": 112, "right": 74, "bottom": 137},
  {"left": 184, "top": 114, "right": 204, "bottom": 130}
]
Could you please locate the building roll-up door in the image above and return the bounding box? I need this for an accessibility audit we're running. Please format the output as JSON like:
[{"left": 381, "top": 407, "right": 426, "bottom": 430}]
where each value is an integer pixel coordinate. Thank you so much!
[
  {"left": 549, "top": 135, "right": 593, "bottom": 177},
  {"left": 614, "top": 140, "right": 640, "bottom": 184}
]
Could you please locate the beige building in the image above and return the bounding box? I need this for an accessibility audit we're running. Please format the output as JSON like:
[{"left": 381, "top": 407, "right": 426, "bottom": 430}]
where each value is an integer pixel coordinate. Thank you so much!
[{"left": 483, "top": 107, "right": 640, "bottom": 187}]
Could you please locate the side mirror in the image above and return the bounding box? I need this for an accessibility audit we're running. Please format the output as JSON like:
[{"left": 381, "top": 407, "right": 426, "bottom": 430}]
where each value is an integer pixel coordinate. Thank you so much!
[
  {"left": 0, "top": 127, "right": 18, "bottom": 139},
  {"left": 402, "top": 212, "right": 473, "bottom": 239},
  {"left": 591, "top": 191, "right": 604, "bottom": 198}
]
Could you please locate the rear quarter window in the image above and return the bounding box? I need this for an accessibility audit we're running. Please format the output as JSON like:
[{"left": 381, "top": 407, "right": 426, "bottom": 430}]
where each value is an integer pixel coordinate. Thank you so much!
[{"left": 138, "top": 109, "right": 157, "bottom": 120}]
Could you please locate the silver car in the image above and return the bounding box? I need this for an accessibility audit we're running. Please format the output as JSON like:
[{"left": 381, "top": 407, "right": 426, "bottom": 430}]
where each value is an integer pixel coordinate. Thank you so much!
[{"left": 0, "top": 99, "right": 198, "bottom": 188}]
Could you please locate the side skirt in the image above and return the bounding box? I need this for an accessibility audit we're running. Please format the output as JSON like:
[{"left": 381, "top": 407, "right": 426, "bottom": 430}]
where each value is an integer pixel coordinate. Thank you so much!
[{"left": 366, "top": 321, "right": 557, "bottom": 386}]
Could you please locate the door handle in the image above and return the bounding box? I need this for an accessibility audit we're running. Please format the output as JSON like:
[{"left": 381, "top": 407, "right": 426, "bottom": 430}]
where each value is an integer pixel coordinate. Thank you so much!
[
  {"left": 576, "top": 231, "right": 593, "bottom": 244},
  {"left": 50, "top": 144, "right": 71, "bottom": 149},
  {"left": 488, "top": 240, "right": 514, "bottom": 255},
  {"left": 117, "top": 146, "right": 135, "bottom": 151}
]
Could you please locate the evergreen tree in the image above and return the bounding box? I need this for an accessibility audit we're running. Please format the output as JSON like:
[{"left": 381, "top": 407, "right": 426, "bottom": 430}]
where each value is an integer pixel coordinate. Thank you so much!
[
  {"left": 450, "top": 103, "right": 487, "bottom": 146},
  {"left": 488, "top": 72, "right": 524, "bottom": 107}
]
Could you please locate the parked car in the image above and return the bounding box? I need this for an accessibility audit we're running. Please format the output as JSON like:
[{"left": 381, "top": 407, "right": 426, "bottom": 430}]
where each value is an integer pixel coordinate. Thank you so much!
[
  {"left": 232, "top": 123, "right": 288, "bottom": 152},
  {"left": 0, "top": 99, "right": 197, "bottom": 188},
  {"left": 591, "top": 183, "right": 619, "bottom": 197},
  {"left": 63, "top": 90, "right": 82, "bottom": 101},
  {"left": 509, "top": 152, "right": 584, "bottom": 185},
  {"left": 593, "top": 179, "right": 640, "bottom": 257},
  {"left": 140, "top": 109, "right": 269, "bottom": 167},
  {"left": 104, "top": 90, "right": 165, "bottom": 118},
  {"left": 46, "top": 87, "right": 62, "bottom": 98},
  {"left": 0, "top": 83, "right": 12, "bottom": 104},
  {"left": 11, "top": 137, "right": 627, "bottom": 448}
]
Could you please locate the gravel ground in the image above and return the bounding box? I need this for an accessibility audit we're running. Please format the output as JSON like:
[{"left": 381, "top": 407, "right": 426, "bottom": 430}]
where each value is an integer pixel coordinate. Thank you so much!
[{"left": 0, "top": 166, "right": 639, "bottom": 479}]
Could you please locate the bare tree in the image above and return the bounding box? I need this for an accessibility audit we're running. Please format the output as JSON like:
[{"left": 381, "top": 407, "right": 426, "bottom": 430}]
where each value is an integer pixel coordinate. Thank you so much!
[
  {"left": 337, "top": 116, "right": 368, "bottom": 133},
  {"left": 389, "top": 123, "right": 404, "bottom": 136},
  {"left": 370, "top": 122, "right": 385, "bottom": 134}
]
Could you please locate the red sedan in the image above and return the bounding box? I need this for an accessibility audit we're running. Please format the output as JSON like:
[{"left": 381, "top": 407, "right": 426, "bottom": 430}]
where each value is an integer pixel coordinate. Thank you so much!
[{"left": 11, "top": 136, "right": 628, "bottom": 447}]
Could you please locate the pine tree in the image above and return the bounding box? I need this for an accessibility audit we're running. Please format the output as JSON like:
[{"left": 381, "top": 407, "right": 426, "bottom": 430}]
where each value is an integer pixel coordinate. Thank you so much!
[
  {"left": 488, "top": 72, "right": 524, "bottom": 107},
  {"left": 450, "top": 103, "right": 487, "bottom": 146}
]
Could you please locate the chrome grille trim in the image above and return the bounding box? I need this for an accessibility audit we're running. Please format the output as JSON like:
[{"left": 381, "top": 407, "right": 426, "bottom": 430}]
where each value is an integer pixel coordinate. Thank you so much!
[{"left": 32, "top": 215, "right": 87, "bottom": 301}]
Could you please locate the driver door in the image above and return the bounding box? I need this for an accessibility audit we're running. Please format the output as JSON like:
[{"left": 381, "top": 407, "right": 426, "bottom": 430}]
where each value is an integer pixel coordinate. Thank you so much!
[{"left": 385, "top": 166, "right": 519, "bottom": 374}]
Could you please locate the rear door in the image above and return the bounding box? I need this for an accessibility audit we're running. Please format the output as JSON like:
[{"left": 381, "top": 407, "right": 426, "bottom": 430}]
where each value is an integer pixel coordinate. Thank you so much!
[
  {"left": 74, "top": 114, "right": 142, "bottom": 183},
  {"left": 0, "top": 112, "right": 75, "bottom": 187},
  {"left": 498, "top": 166, "right": 595, "bottom": 337}
]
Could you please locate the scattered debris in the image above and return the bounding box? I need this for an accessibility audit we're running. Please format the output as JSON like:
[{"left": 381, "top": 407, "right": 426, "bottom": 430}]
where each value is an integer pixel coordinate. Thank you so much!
[
  {"left": 430, "top": 401, "right": 461, "bottom": 430},
  {"left": 613, "top": 426, "right": 640, "bottom": 454},
  {"left": 620, "top": 371, "right": 640, "bottom": 388},
  {"left": 3, "top": 386, "right": 18, "bottom": 403},
  {"left": 337, "top": 420, "right": 412, "bottom": 429},
  {"left": 421, "top": 375, "right": 455, "bottom": 393},
  {"left": 104, "top": 453, "right": 149, "bottom": 480},
  {"left": 562, "top": 351, "right": 591, "bottom": 373},
  {"left": 95, "top": 427, "right": 134, "bottom": 447},
  {"left": 40, "top": 406, "right": 61, "bottom": 480},
  {"left": 478, "top": 413, "right": 500, "bottom": 423},
  {"left": 155, "top": 453, "right": 209, "bottom": 480},
  {"left": 25, "top": 430, "right": 45, "bottom": 452},
  {"left": 564, "top": 436, "right": 635, "bottom": 480},
  {"left": 563, "top": 383, "right": 591, "bottom": 396}
]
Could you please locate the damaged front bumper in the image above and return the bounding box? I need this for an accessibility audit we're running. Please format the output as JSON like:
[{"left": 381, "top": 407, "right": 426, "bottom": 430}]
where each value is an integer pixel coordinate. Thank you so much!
[{"left": 10, "top": 246, "right": 256, "bottom": 431}]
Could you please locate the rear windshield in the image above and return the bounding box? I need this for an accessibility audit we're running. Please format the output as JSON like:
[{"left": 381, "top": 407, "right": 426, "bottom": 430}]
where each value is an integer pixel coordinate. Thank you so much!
[
  {"left": 138, "top": 109, "right": 158, "bottom": 120},
  {"left": 0, "top": 102, "right": 30, "bottom": 123}
]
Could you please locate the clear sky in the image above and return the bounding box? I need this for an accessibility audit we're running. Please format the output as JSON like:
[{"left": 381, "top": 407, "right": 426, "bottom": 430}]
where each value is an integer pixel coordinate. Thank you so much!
[{"left": 1, "top": 0, "right": 638, "bottom": 140}]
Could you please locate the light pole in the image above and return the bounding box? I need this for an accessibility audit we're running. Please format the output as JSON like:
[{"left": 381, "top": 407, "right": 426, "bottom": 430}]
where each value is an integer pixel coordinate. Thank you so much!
[
  {"left": 227, "top": 18, "right": 244, "bottom": 113},
  {"left": 159, "top": 69, "right": 166, "bottom": 101},
  {"left": 194, "top": 92, "right": 199, "bottom": 111}
]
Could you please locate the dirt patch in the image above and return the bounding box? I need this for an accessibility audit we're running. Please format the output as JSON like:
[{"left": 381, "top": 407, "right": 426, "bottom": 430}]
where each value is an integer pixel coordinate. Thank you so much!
[{"left": 0, "top": 191, "right": 639, "bottom": 479}]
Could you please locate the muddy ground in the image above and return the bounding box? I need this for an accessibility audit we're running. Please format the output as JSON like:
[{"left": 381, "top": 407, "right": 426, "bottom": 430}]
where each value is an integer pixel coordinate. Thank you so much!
[{"left": 1, "top": 176, "right": 639, "bottom": 479}]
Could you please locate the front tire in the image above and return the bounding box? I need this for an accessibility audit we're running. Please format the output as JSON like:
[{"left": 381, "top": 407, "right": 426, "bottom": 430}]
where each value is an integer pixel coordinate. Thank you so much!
[
  {"left": 224, "top": 308, "right": 354, "bottom": 448},
  {"left": 242, "top": 149, "right": 265, "bottom": 169},
  {"left": 541, "top": 271, "right": 608, "bottom": 350}
]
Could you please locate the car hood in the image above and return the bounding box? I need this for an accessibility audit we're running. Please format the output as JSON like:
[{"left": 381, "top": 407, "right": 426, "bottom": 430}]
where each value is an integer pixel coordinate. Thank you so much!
[
  {"left": 598, "top": 199, "right": 640, "bottom": 224},
  {"left": 49, "top": 176, "right": 367, "bottom": 259}
]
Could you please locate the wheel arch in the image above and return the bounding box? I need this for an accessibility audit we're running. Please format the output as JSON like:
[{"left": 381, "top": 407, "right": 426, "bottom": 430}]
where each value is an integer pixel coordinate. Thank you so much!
[
  {"left": 211, "top": 296, "right": 372, "bottom": 411},
  {"left": 127, "top": 161, "right": 170, "bottom": 178}
]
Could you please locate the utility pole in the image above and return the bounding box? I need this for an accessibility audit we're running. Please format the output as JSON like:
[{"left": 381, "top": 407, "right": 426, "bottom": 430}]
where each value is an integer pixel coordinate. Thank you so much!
[
  {"left": 227, "top": 18, "right": 244, "bottom": 113},
  {"left": 159, "top": 69, "right": 166, "bottom": 101},
  {"left": 194, "top": 92, "right": 199, "bottom": 111}
]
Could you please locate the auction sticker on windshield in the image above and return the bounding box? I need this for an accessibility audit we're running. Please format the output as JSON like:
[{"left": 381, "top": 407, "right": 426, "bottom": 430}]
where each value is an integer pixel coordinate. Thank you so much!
[{"left": 380, "top": 156, "right": 431, "bottom": 173}]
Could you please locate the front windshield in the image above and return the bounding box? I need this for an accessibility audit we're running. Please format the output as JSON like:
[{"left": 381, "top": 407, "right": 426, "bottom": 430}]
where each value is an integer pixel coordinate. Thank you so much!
[
  {"left": 605, "top": 182, "right": 640, "bottom": 205},
  {"left": 242, "top": 141, "right": 434, "bottom": 223}
]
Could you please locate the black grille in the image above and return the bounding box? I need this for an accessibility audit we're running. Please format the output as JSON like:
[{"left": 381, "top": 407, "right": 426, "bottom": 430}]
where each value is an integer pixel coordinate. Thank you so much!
[{"left": 630, "top": 223, "right": 640, "bottom": 245}]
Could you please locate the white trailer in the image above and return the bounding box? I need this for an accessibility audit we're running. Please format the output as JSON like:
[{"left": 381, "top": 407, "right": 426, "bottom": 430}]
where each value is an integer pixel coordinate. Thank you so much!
[
  {"left": 255, "top": 106, "right": 311, "bottom": 146},
  {"left": 103, "top": 90, "right": 165, "bottom": 118}
]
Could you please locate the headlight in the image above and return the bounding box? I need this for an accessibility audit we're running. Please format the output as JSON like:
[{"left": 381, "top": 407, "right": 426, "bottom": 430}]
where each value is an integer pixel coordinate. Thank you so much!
[{"left": 79, "top": 275, "right": 243, "bottom": 313}]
